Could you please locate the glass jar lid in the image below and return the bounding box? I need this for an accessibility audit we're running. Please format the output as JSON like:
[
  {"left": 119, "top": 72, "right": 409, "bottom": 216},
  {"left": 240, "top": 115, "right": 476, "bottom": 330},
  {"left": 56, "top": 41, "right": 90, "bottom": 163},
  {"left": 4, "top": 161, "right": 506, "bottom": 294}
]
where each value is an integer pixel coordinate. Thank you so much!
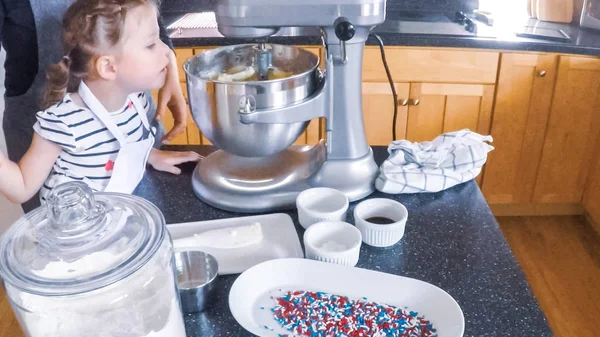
[{"left": 0, "top": 182, "right": 165, "bottom": 296}]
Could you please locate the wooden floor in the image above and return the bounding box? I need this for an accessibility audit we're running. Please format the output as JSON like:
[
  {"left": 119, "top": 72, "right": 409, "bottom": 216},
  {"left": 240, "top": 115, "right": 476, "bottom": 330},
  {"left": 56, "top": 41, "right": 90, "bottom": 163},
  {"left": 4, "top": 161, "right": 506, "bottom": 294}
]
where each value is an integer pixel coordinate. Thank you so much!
[
  {"left": 498, "top": 216, "right": 600, "bottom": 337},
  {"left": 0, "top": 216, "right": 599, "bottom": 337}
]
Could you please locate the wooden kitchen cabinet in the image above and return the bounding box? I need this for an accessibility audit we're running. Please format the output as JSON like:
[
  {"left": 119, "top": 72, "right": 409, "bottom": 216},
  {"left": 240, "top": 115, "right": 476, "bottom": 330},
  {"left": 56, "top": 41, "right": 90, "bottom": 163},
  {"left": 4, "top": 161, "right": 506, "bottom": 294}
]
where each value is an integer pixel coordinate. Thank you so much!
[
  {"left": 481, "top": 53, "right": 558, "bottom": 204},
  {"left": 362, "top": 82, "right": 410, "bottom": 145},
  {"left": 405, "top": 82, "right": 494, "bottom": 142},
  {"left": 533, "top": 56, "right": 600, "bottom": 203},
  {"left": 360, "top": 80, "right": 494, "bottom": 186},
  {"left": 584, "top": 143, "right": 600, "bottom": 233},
  {"left": 361, "top": 81, "right": 494, "bottom": 145},
  {"left": 361, "top": 47, "right": 497, "bottom": 144},
  {"left": 399, "top": 82, "right": 494, "bottom": 187},
  {"left": 363, "top": 47, "right": 499, "bottom": 84}
]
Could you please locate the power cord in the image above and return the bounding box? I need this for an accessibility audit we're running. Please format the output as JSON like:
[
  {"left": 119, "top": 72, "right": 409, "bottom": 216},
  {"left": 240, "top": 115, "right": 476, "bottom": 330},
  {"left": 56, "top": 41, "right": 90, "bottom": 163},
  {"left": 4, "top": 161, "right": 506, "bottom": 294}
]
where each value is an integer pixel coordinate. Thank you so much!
[{"left": 369, "top": 33, "right": 398, "bottom": 141}]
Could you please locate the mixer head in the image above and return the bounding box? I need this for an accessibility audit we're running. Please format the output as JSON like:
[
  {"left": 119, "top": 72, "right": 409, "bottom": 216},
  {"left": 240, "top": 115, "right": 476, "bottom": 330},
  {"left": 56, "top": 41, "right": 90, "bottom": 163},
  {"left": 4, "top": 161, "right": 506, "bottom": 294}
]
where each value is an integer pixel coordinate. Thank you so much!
[{"left": 215, "top": 0, "right": 386, "bottom": 43}]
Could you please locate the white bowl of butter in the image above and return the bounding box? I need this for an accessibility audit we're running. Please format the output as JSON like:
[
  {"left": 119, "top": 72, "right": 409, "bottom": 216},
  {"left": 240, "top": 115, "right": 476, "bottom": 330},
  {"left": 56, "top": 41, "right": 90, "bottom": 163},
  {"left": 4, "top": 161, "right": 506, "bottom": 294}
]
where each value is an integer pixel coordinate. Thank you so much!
[{"left": 303, "top": 221, "right": 362, "bottom": 267}]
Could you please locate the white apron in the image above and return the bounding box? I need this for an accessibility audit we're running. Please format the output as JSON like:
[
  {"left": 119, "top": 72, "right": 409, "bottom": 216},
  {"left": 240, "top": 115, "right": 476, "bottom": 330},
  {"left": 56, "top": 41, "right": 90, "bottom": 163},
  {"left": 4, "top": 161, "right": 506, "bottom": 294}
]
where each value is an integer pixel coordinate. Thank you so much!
[{"left": 78, "top": 81, "right": 154, "bottom": 194}]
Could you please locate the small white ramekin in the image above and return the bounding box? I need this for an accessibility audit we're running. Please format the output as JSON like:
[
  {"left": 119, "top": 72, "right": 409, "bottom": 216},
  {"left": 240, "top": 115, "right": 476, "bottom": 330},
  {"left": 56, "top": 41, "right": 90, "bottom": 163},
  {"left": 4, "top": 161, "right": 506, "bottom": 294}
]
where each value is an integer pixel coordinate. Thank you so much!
[
  {"left": 296, "top": 187, "right": 349, "bottom": 229},
  {"left": 353, "top": 198, "right": 408, "bottom": 247},
  {"left": 303, "top": 221, "right": 362, "bottom": 267}
]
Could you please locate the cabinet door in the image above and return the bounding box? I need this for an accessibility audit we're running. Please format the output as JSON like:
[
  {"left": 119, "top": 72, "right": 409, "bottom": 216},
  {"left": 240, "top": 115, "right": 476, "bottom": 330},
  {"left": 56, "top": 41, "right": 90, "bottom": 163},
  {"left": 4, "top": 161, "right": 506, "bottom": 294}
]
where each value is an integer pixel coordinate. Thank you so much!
[
  {"left": 584, "top": 142, "right": 600, "bottom": 231},
  {"left": 406, "top": 83, "right": 494, "bottom": 142},
  {"left": 362, "top": 82, "right": 410, "bottom": 145},
  {"left": 533, "top": 56, "right": 600, "bottom": 203},
  {"left": 482, "top": 53, "right": 558, "bottom": 204}
]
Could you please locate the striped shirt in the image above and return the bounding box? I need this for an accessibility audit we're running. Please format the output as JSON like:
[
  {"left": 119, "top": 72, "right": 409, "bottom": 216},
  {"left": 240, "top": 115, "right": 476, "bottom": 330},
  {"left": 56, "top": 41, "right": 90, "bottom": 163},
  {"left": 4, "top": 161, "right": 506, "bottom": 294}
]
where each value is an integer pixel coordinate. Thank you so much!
[{"left": 34, "top": 92, "right": 152, "bottom": 200}]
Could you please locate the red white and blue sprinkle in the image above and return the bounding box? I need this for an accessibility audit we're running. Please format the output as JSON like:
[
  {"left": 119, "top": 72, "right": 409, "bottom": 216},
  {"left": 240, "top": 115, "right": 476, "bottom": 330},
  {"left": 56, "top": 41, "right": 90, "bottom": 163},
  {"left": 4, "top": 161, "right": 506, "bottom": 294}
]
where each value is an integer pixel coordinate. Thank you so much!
[{"left": 271, "top": 290, "right": 437, "bottom": 337}]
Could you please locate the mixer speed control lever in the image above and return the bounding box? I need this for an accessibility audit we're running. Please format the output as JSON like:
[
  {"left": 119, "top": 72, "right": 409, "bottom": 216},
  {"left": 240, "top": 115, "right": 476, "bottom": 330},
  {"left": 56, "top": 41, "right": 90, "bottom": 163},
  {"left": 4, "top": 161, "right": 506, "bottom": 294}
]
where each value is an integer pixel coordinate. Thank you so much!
[
  {"left": 334, "top": 18, "right": 355, "bottom": 64},
  {"left": 335, "top": 19, "right": 355, "bottom": 41}
]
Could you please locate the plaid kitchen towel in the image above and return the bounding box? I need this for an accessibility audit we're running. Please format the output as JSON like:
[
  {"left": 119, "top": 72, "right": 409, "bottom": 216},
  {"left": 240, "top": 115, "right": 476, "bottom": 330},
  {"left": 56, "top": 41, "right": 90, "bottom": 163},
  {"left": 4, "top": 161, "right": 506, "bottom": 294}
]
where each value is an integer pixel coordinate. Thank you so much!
[{"left": 375, "top": 129, "right": 494, "bottom": 194}]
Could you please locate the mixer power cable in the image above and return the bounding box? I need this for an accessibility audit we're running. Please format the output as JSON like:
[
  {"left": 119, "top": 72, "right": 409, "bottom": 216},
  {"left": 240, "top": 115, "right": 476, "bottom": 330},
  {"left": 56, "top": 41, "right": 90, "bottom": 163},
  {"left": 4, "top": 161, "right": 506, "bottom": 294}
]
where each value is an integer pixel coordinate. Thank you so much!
[{"left": 369, "top": 33, "right": 399, "bottom": 141}]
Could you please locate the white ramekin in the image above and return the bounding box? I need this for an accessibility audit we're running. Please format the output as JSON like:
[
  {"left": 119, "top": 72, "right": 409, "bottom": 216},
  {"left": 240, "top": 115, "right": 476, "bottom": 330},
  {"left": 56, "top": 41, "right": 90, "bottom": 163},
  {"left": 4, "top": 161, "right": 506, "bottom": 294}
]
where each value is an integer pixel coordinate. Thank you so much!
[
  {"left": 353, "top": 198, "right": 408, "bottom": 247},
  {"left": 303, "top": 221, "right": 362, "bottom": 267},
  {"left": 296, "top": 188, "right": 349, "bottom": 229}
]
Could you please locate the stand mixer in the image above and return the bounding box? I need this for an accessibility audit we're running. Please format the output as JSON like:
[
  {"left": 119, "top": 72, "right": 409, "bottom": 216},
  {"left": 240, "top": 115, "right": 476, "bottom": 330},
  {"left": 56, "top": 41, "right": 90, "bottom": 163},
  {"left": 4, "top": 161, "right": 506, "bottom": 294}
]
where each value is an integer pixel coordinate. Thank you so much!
[{"left": 184, "top": 0, "right": 387, "bottom": 213}]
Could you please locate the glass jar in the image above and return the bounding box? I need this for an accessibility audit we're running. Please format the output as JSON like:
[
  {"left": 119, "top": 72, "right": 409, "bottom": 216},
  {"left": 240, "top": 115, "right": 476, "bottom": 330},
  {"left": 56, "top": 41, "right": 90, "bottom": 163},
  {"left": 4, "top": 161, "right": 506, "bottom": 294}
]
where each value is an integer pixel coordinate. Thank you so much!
[{"left": 0, "top": 182, "right": 186, "bottom": 337}]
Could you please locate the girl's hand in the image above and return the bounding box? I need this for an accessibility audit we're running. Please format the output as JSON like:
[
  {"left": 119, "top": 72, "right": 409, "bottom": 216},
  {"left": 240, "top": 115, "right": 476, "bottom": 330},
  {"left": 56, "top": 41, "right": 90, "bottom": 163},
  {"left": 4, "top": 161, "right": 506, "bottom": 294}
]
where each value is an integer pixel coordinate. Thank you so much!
[
  {"left": 147, "top": 149, "right": 203, "bottom": 175},
  {"left": 0, "top": 134, "right": 61, "bottom": 204},
  {"left": 156, "top": 50, "right": 188, "bottom": 145}
]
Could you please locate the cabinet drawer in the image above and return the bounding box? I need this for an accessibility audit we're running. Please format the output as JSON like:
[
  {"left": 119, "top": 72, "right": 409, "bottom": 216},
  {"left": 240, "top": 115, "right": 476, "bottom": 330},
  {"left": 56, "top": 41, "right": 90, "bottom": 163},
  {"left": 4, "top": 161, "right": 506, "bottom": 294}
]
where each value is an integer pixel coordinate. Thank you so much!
[{"left": 363, "top": 47, "right": 499, "bottom": 84}]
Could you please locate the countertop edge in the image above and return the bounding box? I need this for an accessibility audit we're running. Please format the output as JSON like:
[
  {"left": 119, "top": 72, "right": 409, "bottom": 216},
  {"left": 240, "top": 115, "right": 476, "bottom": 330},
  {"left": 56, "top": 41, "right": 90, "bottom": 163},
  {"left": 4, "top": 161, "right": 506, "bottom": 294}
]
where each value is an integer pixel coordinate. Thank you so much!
[
  {"left": 163, "top": 9, "right": 600, "bottom": 57},
  {"left": 171, "top": 34, "right": 600, "bottom": 57}
]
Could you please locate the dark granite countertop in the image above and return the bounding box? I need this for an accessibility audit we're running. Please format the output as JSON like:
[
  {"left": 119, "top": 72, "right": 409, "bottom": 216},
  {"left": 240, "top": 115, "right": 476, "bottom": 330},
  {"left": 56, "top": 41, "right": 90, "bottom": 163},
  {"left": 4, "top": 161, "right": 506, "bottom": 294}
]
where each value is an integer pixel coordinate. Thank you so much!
[
  {"left": 160, "top": 5, "right": 600, "bottom": 56},
  {"left": 134, "top": 145, "right": 554, "bottom": 337}
]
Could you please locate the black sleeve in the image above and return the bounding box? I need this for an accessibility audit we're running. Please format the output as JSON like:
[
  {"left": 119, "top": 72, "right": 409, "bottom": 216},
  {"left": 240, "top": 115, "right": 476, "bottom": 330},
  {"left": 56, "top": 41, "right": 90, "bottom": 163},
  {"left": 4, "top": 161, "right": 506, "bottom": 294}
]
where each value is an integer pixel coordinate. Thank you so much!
[
  {"left": 1, "top": 1, "right": 5, "bottom": 47},
  {"left": 158, "top": 15, "right": 174, "bottom": 50}
]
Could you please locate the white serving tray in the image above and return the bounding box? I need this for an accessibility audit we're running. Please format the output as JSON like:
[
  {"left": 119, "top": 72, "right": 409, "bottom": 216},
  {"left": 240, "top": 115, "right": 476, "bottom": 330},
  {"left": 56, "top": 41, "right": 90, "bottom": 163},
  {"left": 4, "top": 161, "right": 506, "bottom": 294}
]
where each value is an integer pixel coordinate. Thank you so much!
[
  {"left": 167, "top": 214, "right": 304, "bottom": 275},
  {"left": 229, "top": 258, "right": 464, "bottom": 337}
]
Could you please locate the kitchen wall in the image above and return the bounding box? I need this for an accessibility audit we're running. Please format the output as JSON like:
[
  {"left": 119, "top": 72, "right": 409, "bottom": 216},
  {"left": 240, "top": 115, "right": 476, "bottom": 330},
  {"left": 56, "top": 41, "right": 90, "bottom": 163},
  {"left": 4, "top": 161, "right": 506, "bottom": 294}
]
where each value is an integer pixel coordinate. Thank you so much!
[
  {"left": 0, "top": 49, "right": 25, "bottom": 234},
  {"left": 160, "top": 0, "right": 480, "bottom": 14}
]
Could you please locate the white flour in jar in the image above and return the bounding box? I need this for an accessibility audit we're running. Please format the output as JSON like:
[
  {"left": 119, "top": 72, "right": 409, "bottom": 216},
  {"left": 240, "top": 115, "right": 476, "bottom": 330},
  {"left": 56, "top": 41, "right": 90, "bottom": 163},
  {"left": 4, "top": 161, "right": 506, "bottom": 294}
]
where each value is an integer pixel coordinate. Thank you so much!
[{"left": 6, "top": 239, "right": 187, "bottom": 337}]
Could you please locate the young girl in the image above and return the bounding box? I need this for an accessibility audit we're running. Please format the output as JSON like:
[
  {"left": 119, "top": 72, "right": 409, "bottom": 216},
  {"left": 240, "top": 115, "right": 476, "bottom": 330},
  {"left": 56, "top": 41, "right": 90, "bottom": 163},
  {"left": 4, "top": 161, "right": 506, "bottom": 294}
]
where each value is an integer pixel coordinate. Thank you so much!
[{"left": 0, "top": 0, "right": 202, "bottom": 204}]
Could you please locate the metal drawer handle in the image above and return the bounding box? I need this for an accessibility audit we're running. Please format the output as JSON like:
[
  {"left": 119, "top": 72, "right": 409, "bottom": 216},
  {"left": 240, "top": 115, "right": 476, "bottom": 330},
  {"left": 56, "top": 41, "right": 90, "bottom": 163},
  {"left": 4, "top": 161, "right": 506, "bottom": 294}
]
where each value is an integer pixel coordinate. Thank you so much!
[{"left": 538, "top": 70, "right": 546, "bottom": 77}]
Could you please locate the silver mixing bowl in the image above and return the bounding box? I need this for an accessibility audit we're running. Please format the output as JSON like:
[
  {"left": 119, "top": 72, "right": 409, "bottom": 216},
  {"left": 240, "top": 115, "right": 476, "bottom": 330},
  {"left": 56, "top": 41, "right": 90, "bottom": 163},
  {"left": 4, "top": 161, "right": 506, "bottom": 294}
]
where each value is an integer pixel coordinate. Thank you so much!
[{"left": 184, "top": 44, "right": 320, "bottom": 157}]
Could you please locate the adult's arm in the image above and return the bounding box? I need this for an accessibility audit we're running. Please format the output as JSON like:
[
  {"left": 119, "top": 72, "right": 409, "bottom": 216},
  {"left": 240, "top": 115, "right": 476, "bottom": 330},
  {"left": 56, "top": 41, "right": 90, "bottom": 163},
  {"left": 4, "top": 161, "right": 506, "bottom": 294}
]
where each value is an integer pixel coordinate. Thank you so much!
[{"left": 155, "top": 13, "right": 188, "bottom": 144}]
